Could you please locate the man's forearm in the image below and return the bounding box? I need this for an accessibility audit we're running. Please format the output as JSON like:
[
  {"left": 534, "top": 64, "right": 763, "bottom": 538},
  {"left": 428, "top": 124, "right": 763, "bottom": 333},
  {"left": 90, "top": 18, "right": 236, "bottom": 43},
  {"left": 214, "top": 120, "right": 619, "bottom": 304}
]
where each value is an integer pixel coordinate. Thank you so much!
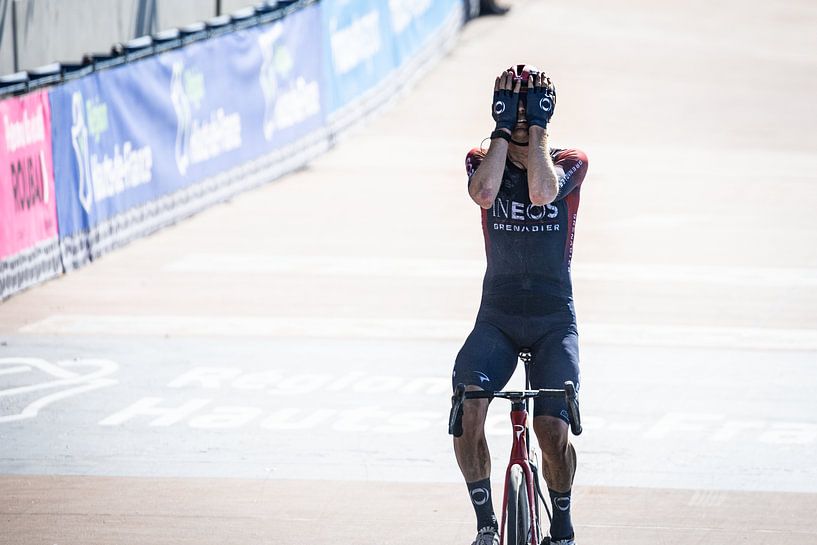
[
  {"left": 527, "top": 126, "right": 559, "bottom": 205},
  {"left": 469, "top": 139, "right": 509, "bottom": 208}
]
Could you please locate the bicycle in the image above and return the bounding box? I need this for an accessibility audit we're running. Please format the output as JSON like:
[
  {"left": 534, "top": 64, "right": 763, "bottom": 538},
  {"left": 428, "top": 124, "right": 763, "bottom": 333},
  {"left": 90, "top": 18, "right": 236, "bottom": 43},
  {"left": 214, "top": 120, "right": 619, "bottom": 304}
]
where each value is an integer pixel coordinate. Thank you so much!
[{"left": 448, "top": 350, "right": 582, "bottom": 545}]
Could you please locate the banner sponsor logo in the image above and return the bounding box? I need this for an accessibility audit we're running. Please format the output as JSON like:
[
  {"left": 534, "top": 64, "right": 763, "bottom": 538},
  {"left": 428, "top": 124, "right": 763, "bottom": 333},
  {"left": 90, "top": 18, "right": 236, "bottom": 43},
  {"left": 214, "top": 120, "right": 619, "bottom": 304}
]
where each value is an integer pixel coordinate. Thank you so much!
[
  {"left": 0, "top": 91, "right": 57, "bottom": 259},
  {"left": 3, "top": 104, "right": 46, "bottom": 152},
  {"left": 321, "top": 0, "right": 397, "bottom": 115},
  {"left": 70, "top": 92, "right": 93, "bottom": 213},
  {"left": 388, "top": 0, "right": 459, "bottom": 67},
  {"left": 70, "top": 91, "right": 154, "bottom": 213},
  {"left": 321, "top": 0, "right": 460, "bottom": 115},
  {"left": 4, "top": 108, "right": 49, "bottom": 213},
  {"left": 258, "top": 23, "right": 322, "bottom": 141},
  {"left": 171, "top": 61, "right": 242, "bottom": 176},
  {"left": 329, "top": 10, "right": 382, "bottom": 75},
  {"left": 7, "top": 152, "right": 49, "bottom": 213},
  {"left": 388, "top": 0, "right": 433, "bottom": 33}
]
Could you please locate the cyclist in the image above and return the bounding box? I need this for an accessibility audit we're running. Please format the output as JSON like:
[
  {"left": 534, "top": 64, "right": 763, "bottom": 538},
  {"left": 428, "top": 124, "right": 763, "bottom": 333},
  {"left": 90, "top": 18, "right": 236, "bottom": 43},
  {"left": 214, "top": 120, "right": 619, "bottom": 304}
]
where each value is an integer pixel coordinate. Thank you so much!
[{"left": 452, "top": 65, "right": 588, "bottom": 545}]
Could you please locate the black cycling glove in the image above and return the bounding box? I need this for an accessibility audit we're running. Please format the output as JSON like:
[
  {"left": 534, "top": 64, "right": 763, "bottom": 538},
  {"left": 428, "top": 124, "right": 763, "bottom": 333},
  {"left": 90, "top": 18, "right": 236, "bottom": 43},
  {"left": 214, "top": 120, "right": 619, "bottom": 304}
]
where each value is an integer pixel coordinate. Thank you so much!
[
  {"left": 526, "top": 76, "right": 556, "bottom": 129},
  {"left": 492, "top": 86, "right": 520, "bottom": 133}
]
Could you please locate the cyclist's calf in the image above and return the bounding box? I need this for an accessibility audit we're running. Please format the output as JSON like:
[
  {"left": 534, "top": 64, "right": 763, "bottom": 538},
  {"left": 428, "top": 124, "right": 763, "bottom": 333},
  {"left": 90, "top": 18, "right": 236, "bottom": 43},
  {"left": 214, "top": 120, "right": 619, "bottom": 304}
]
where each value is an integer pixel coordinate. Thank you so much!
[
  {"left": 453, "top": 386, "right": 492, "bottom": 482},
  {"left": 533, "top": 415, "right": 575, "bottom": 491}
]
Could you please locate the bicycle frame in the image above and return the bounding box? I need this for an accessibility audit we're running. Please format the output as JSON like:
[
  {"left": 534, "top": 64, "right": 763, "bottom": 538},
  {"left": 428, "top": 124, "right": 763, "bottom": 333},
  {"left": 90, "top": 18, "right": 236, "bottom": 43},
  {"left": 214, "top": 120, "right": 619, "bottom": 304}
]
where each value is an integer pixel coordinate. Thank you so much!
[
  {"left": 448, "top": 355, "right": 581, "bottom": 545},
  {"left": 499, "top": 398, "right": 540, "bottom": 545}
]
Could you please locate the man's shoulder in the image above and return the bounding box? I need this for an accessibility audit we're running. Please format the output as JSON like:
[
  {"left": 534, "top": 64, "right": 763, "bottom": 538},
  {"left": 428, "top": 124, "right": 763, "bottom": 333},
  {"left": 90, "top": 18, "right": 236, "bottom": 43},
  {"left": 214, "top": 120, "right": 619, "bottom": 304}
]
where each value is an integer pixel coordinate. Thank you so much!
[
  {"left": 465, "top": 147, "right": 487, "bottom": 177},
  {"left": 551, "top": 148, "right": 589, "bottom": 167}
]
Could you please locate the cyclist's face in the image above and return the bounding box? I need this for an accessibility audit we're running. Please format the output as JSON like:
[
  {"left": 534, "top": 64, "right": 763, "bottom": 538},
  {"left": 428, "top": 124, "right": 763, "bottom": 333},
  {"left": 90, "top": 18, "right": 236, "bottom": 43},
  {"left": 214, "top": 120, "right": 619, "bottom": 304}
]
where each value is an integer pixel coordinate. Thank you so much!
[
  {"left": 513, "top": 92, "right": 529, "bottom": 143},
  {"left": 516, "top": 93, "right": 527, "bottom": 124}
]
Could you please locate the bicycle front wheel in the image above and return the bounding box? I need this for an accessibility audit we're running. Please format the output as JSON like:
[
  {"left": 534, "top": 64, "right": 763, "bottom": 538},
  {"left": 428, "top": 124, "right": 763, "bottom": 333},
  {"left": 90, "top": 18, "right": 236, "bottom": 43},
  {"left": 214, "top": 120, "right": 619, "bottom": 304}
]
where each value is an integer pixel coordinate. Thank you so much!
[{"left": 506, "top": 464, "right": 531, "bottom": 545}]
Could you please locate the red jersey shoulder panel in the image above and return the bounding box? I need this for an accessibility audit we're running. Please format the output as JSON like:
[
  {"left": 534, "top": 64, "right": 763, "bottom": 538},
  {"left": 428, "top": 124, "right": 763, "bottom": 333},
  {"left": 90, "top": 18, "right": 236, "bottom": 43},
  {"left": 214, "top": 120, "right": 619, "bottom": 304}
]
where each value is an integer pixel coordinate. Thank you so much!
[
  {"left": 552, "top": 148, "right": 589, "bottom": 200},
  {"left": 465, "top": 147, "right": 487, "bottom": 180}
]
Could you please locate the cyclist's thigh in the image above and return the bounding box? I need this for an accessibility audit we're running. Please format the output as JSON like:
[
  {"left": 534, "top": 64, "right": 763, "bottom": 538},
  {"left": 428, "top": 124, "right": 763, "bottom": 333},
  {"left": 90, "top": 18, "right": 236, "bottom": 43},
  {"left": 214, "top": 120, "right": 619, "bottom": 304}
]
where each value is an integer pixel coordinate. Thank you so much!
[
  {"left": 528, "top": 323, "right": 580, "bottom": 422},
  {"left": 453, "top": 321, "right": 518, "bottom": 392}
]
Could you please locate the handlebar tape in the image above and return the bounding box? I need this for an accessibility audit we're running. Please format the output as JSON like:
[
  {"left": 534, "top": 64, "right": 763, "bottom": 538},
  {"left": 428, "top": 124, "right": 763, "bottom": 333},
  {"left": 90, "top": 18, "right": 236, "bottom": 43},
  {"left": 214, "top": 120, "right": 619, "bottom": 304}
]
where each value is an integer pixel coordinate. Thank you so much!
[
  {"left": 448, "top": 384, "right": 466, "bottom": 437},
  {"left": 563, "top": 381, "right": 583, "bottom": 436}
]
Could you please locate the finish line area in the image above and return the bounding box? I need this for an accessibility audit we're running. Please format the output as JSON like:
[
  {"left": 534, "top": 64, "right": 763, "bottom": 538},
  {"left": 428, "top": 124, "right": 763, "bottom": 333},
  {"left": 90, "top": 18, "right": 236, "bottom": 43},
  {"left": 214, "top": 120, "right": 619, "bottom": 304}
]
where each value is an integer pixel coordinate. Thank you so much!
[
  {"left": 1, "top": 336, "right": 815, "bottom": 544},
  {"left": 3, "top": 0, "right": 817, "bottom": 543}
]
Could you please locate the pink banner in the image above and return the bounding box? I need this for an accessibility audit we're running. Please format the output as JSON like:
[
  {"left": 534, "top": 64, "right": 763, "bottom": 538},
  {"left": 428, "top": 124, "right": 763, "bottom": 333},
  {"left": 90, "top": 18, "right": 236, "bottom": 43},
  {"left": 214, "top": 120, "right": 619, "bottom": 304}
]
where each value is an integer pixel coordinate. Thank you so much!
[{"left": 0, "top": 90, "right": 58, "bottom": 260}]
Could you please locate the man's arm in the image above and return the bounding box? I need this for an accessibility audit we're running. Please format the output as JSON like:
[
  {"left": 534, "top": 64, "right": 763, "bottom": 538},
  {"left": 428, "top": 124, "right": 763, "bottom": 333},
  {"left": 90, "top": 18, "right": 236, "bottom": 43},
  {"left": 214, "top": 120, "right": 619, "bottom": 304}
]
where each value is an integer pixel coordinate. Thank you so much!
[
  {"left": 526, "top": 126, "right": 559, "bottom": 205},
  {"left": 524, "top": 72, "right": 559, "bottom": 205},
  {"left": 552, "top": 148, "right": 589, "bottom": 200},
  {"left": 469, "top": 69, "right": 522, "bottom": 209},
  {"left": 468, "top": 138, "right": 509, "bottom": 208}
]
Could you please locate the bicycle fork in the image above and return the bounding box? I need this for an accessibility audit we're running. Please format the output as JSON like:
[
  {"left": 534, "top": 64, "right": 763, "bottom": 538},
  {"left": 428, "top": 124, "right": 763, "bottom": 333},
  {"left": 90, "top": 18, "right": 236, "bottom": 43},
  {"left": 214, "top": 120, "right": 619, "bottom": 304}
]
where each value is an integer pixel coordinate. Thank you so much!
[{"left": 499, "top": 401, "right": 540, "bottom": 545}]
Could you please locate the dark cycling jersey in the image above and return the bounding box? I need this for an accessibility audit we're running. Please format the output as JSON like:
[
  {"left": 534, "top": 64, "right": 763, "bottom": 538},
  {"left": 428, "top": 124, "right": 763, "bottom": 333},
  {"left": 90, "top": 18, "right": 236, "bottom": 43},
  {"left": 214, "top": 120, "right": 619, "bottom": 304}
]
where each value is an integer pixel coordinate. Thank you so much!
[
  {"left": 453, "top": 146, "right": 589, "bottom": 420},
  {"left": 466, "top": 147, "right": 589, "bottom": 302}
]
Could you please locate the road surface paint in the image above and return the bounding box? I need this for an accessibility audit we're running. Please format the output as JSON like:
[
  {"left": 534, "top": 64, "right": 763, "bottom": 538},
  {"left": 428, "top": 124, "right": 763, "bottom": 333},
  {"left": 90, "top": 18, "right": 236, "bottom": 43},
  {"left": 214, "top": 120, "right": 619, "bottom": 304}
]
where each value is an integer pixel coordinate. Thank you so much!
[{"left": 19, "top": 314, "right": 817, "bottom": 350}]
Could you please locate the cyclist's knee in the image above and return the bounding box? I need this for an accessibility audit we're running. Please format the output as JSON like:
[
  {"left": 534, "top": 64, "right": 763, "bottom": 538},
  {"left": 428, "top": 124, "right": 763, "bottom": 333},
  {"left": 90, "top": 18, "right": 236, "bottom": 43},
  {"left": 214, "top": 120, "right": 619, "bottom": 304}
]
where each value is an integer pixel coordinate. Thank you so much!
[
  {"left": 533, "top": 415, "right": 569, "bottom": 455},
  {"left": 460, "top": 385, "right": 490, "bottom": 436}
]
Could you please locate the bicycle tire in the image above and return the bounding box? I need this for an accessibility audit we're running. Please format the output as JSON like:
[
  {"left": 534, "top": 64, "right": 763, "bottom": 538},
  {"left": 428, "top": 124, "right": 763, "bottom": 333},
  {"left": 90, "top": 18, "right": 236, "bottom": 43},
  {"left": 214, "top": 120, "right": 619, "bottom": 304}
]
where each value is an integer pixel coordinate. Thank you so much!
[
  {"left": 506, "top": 465, "right": 531, "bottom": 545},
  {"left": 530, "top": 448, "right": 550, "bottom": 530}
]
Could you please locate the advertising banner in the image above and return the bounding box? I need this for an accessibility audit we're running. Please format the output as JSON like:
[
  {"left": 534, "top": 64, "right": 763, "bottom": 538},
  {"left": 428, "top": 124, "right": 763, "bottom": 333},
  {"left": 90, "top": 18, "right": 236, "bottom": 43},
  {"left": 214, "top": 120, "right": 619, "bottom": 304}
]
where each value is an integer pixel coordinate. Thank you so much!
[
  {"left": 387, "top": 0, "right": 460, "bottom": 67},
  {"left": 0, "top": 0, "right": 464, "bottom": 297},
  {"left": 49, "top": 3, "right": 326, "bottom": 267},
  {"left": 321, "top": 0, "right": 398, "bottom": 117},
  {"left": 321, "top": 0, "right": 461, "bottom": 131},
  {"left": 0, "top": 91, "right": 61, "bottom": 299},
  {"left": 248, "top": 4, "right": 327, "bottom": 153}
]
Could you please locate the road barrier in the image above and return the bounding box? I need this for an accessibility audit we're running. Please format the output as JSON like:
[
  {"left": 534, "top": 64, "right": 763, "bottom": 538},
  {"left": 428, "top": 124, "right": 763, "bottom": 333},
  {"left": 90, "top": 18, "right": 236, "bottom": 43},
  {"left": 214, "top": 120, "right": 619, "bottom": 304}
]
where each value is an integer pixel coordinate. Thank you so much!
[
  {"left": 0, "top": 90, "right": 61, "bottom": 297},
  {"left": 1, "top": 0, "right": 465, "bottom": 299}
]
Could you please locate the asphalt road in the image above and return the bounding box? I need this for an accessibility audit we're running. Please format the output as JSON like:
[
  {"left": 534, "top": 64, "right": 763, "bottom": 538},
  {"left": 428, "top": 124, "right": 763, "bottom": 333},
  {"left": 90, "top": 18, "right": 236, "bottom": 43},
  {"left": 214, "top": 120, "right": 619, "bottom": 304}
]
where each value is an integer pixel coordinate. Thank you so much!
[{"left": 2, "top": 0, "right": 817, "bottom": 544}]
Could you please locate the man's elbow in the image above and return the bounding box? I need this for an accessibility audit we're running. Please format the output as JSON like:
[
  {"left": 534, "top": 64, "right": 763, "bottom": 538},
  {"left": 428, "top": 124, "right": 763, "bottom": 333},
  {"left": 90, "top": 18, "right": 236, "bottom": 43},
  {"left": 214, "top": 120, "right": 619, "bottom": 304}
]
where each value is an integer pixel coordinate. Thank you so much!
[
  {"left": 469, "top": 186, "right": 496, "bottom": 208},
  {"left": 471, "top": 191, "right": 495, "bottom": 209}
]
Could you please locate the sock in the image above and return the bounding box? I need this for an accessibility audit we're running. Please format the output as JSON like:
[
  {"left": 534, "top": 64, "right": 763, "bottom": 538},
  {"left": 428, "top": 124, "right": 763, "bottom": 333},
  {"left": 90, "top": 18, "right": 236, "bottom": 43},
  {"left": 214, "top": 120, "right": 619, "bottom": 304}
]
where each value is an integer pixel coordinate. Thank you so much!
[
  {"left": 548, "top": 488, "right": 574, "bottom": 541},
  {"left": 467, "top": 478, "right": 497, "bottom": 531}
]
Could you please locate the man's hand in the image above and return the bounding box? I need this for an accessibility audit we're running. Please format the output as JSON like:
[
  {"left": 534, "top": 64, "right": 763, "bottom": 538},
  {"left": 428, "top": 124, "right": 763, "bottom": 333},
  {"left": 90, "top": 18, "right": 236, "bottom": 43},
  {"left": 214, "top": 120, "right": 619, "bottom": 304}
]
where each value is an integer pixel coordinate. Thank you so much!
[
  {"left": 492, "top": 69, "right": 522, "bottom": 133},
  {"left": 525, "top": 72, "right": 556, "bottom": 130}
]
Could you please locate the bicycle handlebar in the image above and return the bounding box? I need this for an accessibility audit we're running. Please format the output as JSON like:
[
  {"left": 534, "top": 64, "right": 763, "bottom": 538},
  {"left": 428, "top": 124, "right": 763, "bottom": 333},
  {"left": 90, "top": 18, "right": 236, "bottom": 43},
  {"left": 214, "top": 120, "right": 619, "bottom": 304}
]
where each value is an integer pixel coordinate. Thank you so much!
[
  {"left": 461, "top": 388, "right": 569, "bottom": 400},
  {"left": 448, "top": 382, "right": 583, "bottom": 437},
  {"left": 563, "top": 381, "right": 582, "bottom": 436}
]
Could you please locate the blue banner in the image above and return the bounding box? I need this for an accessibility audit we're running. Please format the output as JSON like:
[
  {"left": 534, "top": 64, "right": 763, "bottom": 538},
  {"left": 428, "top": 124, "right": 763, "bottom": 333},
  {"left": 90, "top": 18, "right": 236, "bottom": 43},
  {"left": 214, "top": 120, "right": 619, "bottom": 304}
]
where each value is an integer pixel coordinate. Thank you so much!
[
  {"left": 388, "top": 0, "right": 459, "bottom": 67},
  {"left": 6, "top": 0, "right": 466, "bottom": 296},
  {"left": 320, "top": 0, "right": 397, "bottom": 115},
  {"left": 49, "top": 3, "right": 325, "bottom": 252}
]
